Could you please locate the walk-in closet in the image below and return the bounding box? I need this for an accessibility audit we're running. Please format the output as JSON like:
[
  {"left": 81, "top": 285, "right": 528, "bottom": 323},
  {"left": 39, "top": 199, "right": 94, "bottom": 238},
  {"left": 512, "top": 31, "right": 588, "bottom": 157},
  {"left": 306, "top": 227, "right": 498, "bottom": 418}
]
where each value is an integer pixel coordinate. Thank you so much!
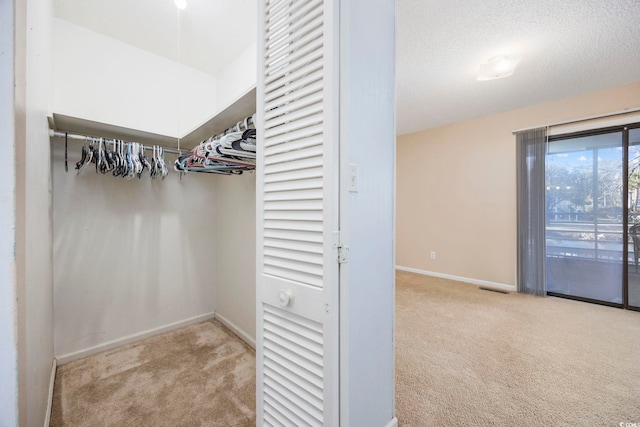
[
  {"left": 48, "top": 1, "right": 259, "bottom": 423},
  {"left": 4, "top": 0, "right": 396, "bottom": 425}
]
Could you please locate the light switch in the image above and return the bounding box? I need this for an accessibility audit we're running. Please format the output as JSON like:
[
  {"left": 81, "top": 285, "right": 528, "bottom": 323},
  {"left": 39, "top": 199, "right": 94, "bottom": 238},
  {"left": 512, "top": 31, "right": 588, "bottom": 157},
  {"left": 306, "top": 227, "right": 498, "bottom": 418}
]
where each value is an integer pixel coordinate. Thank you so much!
[{"left": 349, "top": 163, "right": 359, "bottom": 192}]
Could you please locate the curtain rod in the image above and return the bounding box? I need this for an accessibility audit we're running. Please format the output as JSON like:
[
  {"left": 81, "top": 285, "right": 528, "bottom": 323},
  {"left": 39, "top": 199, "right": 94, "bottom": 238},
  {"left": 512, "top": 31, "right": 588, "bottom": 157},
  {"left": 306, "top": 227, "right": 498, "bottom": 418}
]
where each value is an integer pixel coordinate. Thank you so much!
[
  {"left": 50, "top": 130, "right": 184, "bottom": 155},
  {"left": 511, "top": 107, "right": 640, "bottom": 134}
]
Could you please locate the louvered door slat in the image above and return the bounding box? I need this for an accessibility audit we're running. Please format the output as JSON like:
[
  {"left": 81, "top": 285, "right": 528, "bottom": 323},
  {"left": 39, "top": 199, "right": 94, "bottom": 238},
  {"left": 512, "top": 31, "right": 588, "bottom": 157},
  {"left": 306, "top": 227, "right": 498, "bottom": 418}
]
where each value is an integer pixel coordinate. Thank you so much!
[
  {"left": 264, "top": 391, "right": 315, "bottom": 427},
  {"left": 264, "top": 91, "right": 323, "bottom": 122},
  {"left": 265, "top": 0, "right": 305, "bottom": 28},
  {"left": 263, "top": 186, "right": 323, "bottom": 200},
  {"left": 264, "top": 229, "right": 322, "bottom": 244},
  {"left": 265, "top": 81, "right": 323, "bottom": 112},
  {"left": 264, "top": 309, "right": 324, "bottom": 343},
  {"left": 265, "top": 68, "right": 323, "bottom": 105},
  {"left": 258, "top": 0, "right": 338, "bottom": 424},
  {"left": 263, "top": 266, "right": 323, "bottom": 288},
  {"left": 269, "top": 116, "right": 322, "bottom": 143},
  {"left": 264, "top": 351, "right": 324, "bottom": 390},
  {"left": 264, "top": 357, "right": 324, "bottom": 398},
  {"left": 264, "top": 365, "right": 323, "bottom": 405},
  {"left": 264, "top": 211, "right": 323, "bottom": 223},
  {"left": 265, "top": 3, "right": 323, "bottom": 60},
  {"left": 266, "top": 25, "right": 323, "bottom": 74},
  {"left": 265, "top": 124, "right": 323, "bottom": 149},
  {"left": 265, "top": 0, "right": 319, "bottom": 41},
  {"left": 264, "top": 378, "right": 324, "bottom": 424},
  {"left": 265, "top": 237, "right": 323, "bottom": 254},
  {"left": 265, "top": 176, "right": 323, "bottom": 193},
  {"left": 264, "top": 200, "right": 323, "bottom": 213},
  {"left": 264, "top": 166, "right": 323, "bottom": 184},
  {"left": 264, "top": 0, "right": 289, "bottom": 19},
  {"left": 264, "top": 247, "right": 323, "bottom": 267},
  {"left": 265, "top": 145, "right": 324, "bottom": 167},
  {"left": 264, "top": 395, "right": 301, "bottom": 427},
  {"left": 263, "top": 257, "right": 323, "bottom": 279},
  {"left": 266, "top": 28, "right": 322, "bottom": 74},
  {"left": 264, "top": 157, "right": 323, "bottom": 176},
  {"left": 263, "top": 336, "right": 324, "bottom": 380},
  {"left": 264, "top": 102, "right": 323, "bottom": 134}
]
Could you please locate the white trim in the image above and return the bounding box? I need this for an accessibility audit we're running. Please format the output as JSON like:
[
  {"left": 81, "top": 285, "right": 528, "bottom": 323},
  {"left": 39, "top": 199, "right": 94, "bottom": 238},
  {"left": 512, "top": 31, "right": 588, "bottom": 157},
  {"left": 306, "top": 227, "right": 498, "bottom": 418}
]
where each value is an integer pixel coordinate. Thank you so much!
[
  {"left": 385, "top": 417, "right": 398, "bottom": 427},
  {"left": 548, "top": 111, "right": 640, "bottom": 136},
  {"left": 512, "top": 106, "right": 640, "bottom": 133},
  {"left": 55, "top": 312, "right": 216, "bottom": 365},
  {"left": 44, "top": 358, "right": 56, "bottom": 427},
  {"left": 396, "top": 266, "right": 516, "bottom": 292},
  {"left": 214, "top": 312, "right": 255, "bottom": 350}
]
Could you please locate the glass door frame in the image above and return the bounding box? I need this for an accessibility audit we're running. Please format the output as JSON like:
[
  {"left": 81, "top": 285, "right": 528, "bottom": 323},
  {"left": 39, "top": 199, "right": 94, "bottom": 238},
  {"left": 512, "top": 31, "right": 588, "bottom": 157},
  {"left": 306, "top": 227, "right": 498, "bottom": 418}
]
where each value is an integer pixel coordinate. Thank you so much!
[
  {"left": 625, "top": 123, "right": 640, "bottom": 312},
  {"left": 545, "top": 123, "right": 640, "bottom": 312}
]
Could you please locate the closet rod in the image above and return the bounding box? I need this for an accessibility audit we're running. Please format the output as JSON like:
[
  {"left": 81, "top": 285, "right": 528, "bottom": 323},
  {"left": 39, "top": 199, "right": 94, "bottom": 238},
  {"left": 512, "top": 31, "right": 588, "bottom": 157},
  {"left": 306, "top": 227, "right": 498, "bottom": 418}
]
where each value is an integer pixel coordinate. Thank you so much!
[
  {"left": 50, "top": 130, "right": 184, "bottom": 155},
  {"left": 511, "top": 107, "right": 640, "bottom": 134}
]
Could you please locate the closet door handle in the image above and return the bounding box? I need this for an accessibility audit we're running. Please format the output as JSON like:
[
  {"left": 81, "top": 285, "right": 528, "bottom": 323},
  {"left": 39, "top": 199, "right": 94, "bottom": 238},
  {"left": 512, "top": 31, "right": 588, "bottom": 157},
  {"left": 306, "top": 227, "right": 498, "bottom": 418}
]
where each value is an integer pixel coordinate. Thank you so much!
[{"left": 278, "top": 289, "right": 293, "bottom": 307}]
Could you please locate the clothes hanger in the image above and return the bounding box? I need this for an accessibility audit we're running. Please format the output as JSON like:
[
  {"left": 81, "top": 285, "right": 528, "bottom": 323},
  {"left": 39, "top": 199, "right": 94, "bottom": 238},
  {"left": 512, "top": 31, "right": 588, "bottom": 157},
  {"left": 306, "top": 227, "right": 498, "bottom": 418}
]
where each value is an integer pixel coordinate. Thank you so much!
[{"left": 75, "top": 137, "right": 94, "bottom": 175}]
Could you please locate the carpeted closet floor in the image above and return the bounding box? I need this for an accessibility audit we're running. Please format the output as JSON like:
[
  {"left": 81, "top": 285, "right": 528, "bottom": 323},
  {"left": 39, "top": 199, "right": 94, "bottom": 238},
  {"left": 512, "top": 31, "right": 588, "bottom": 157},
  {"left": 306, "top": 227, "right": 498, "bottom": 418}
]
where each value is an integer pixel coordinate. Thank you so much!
[
  {"left": 50, "top": 319, "right": 255, "bottom": 426},
  {"left": 395, "top": 270, "right": 640, "bottom": 427}
]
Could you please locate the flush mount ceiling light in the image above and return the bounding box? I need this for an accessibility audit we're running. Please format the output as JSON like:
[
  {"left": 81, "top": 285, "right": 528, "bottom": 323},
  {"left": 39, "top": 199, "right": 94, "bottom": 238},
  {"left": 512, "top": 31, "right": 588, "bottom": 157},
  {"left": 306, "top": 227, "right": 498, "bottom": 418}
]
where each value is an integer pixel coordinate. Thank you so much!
[
  {"left": 476, "top": 56, "right": 521, "bottom": 81},
  {"left": 175, "top": 0, "right": 187, "bottom": 10}
]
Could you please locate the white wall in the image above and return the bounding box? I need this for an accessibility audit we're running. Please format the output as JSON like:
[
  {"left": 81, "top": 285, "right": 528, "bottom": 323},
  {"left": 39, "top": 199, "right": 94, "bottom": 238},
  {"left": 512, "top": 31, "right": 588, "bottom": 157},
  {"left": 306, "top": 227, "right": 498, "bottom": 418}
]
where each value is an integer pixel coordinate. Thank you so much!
[
  {"left": 213, "top": 173, "right": 257, "bottom": 345},
  {"left": 53, "top": 18, "right": 218, "bottom": 138},
  {"left": 340, "top": 0, "right": 396, "bottom": 425},
  {"left": 52, "top": 145, "right": 217, "bottom": 360},
  {"left": 0, "top": 0, "right": 19, "bottom": 423},
  {"left": 16, "top": 0, "right": 53, "bottom": 426},
  {"left": 215, "top": 41, "right": 257, "bottom": 110},
  {"left": 14, "top": 0, "right": 57, "bottom": 425}
]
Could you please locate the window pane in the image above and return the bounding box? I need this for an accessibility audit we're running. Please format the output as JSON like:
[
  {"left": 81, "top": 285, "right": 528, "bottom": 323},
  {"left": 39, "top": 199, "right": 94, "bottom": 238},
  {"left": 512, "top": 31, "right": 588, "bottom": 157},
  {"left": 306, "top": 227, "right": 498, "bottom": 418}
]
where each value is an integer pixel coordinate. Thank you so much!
[
  {"left": 546, "top": 131, "right": 623, "bottom": 303},
  {"left": 628, "top": 128, "right": 640, "bottom": 308}
]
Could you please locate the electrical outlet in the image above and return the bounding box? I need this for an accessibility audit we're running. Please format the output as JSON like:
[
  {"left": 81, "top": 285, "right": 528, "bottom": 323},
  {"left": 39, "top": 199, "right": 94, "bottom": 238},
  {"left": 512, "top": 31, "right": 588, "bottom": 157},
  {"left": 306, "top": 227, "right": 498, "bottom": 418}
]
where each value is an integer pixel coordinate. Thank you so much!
[{"left": 430, "top": 251, "right": 436, "bottom": 260}]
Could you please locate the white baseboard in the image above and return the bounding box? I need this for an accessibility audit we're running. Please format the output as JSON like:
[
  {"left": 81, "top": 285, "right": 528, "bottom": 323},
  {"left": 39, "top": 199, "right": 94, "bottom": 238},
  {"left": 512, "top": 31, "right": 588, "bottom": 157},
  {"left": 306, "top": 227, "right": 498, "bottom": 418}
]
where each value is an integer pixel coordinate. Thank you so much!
[
  {"left": 44, "top": 358, "right": 56, "bottom": 427},
  {"left": 385, "top": 417, "right": 398, "bottom": 427},
  {"left": 215, "top": 312, "right": 256, "bottom": 350},
  {"left": 396, "top": 265, "right": 516, "bottom": 292},
  {"left": 56, "top": 312, "right": 216, "bottom": 365}
]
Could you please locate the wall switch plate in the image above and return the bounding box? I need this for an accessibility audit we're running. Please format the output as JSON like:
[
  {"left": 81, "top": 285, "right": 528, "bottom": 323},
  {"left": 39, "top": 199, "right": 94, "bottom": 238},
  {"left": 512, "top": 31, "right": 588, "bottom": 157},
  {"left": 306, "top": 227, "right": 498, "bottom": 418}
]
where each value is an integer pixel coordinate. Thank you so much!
[
  {"left": 348, "top": 163, "right": 359, "bottom": 192},
  {"left": 430, "top": 251, "right": 436, "bottom": 260}
]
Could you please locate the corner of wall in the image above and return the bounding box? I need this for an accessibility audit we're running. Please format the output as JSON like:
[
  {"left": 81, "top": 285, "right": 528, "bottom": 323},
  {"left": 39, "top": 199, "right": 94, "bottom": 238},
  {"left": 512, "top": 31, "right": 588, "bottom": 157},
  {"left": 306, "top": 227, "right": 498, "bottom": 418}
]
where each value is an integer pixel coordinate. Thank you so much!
[
  {"left": 214, "top": 41, "right": 257, "bottom": 111},
  {"left": 212, "top": 173, "right": 257, "bottom": 346}
]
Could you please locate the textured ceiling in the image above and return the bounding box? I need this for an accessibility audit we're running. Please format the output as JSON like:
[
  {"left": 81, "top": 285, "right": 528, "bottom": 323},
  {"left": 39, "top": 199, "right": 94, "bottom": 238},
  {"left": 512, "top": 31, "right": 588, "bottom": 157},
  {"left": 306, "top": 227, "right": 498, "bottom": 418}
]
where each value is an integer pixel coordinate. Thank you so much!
[
  {"left": 397, "top": 0, "right": 640, "bottom": 135},
  {"left": 53, "top": 0, "right": 257, "bottom": 76},
  {"left": 54, "top": 1, "right": 640, "bottom": 135}
]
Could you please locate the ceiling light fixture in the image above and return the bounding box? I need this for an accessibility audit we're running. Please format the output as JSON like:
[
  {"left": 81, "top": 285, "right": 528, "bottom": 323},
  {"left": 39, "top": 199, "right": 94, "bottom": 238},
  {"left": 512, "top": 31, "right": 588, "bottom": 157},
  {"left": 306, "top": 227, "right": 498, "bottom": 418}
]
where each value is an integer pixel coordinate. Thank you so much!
[
  {"left": 476, "top": 56, "right": 521, "bottom": 81},
  {"left": 175, "top": 0, "right": 187, "bottom": 10}
]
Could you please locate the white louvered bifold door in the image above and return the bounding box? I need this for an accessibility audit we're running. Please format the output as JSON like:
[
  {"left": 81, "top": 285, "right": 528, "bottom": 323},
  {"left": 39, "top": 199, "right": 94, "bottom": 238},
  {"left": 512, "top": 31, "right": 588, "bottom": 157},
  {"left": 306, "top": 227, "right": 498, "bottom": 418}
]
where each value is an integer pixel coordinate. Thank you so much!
[{"left": 257, "top": 0, "right": 340, "bottom": 426}]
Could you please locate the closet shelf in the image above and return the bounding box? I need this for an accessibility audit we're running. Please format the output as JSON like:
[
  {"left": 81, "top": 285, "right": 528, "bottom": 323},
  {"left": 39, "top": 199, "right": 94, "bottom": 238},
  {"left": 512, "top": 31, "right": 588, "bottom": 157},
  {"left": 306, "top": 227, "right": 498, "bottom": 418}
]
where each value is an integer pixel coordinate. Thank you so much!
[
  {"left": 48, "top": 114, "right": 179, "bottom": 148},
  {"left": 48, "top": 86, "right": 257, "bottom": 150},
  {"left": 180, "top": 87, "right": 256, "bottom": 147}
]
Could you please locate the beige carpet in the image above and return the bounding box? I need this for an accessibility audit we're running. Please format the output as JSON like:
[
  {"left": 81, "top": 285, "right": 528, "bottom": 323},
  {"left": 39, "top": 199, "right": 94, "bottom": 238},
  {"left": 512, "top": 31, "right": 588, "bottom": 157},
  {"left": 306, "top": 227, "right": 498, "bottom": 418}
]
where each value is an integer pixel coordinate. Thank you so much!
[
  {"left": 395, "top": 270, "right": 640, "bottom": 427},
  {"left": 50, "top": 319, "right": 256, "bottom": 426}
]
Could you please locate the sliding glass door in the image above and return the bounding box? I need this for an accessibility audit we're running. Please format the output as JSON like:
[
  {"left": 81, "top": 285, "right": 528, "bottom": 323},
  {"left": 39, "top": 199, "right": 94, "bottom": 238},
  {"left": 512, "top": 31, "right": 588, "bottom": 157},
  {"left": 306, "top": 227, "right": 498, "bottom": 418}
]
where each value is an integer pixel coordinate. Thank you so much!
[
  {"left": 628, "top": 128, "right": 640, "bottom": 309},
  {"left": 546, "top": 131, "right": 624, "bottom": 305}
]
